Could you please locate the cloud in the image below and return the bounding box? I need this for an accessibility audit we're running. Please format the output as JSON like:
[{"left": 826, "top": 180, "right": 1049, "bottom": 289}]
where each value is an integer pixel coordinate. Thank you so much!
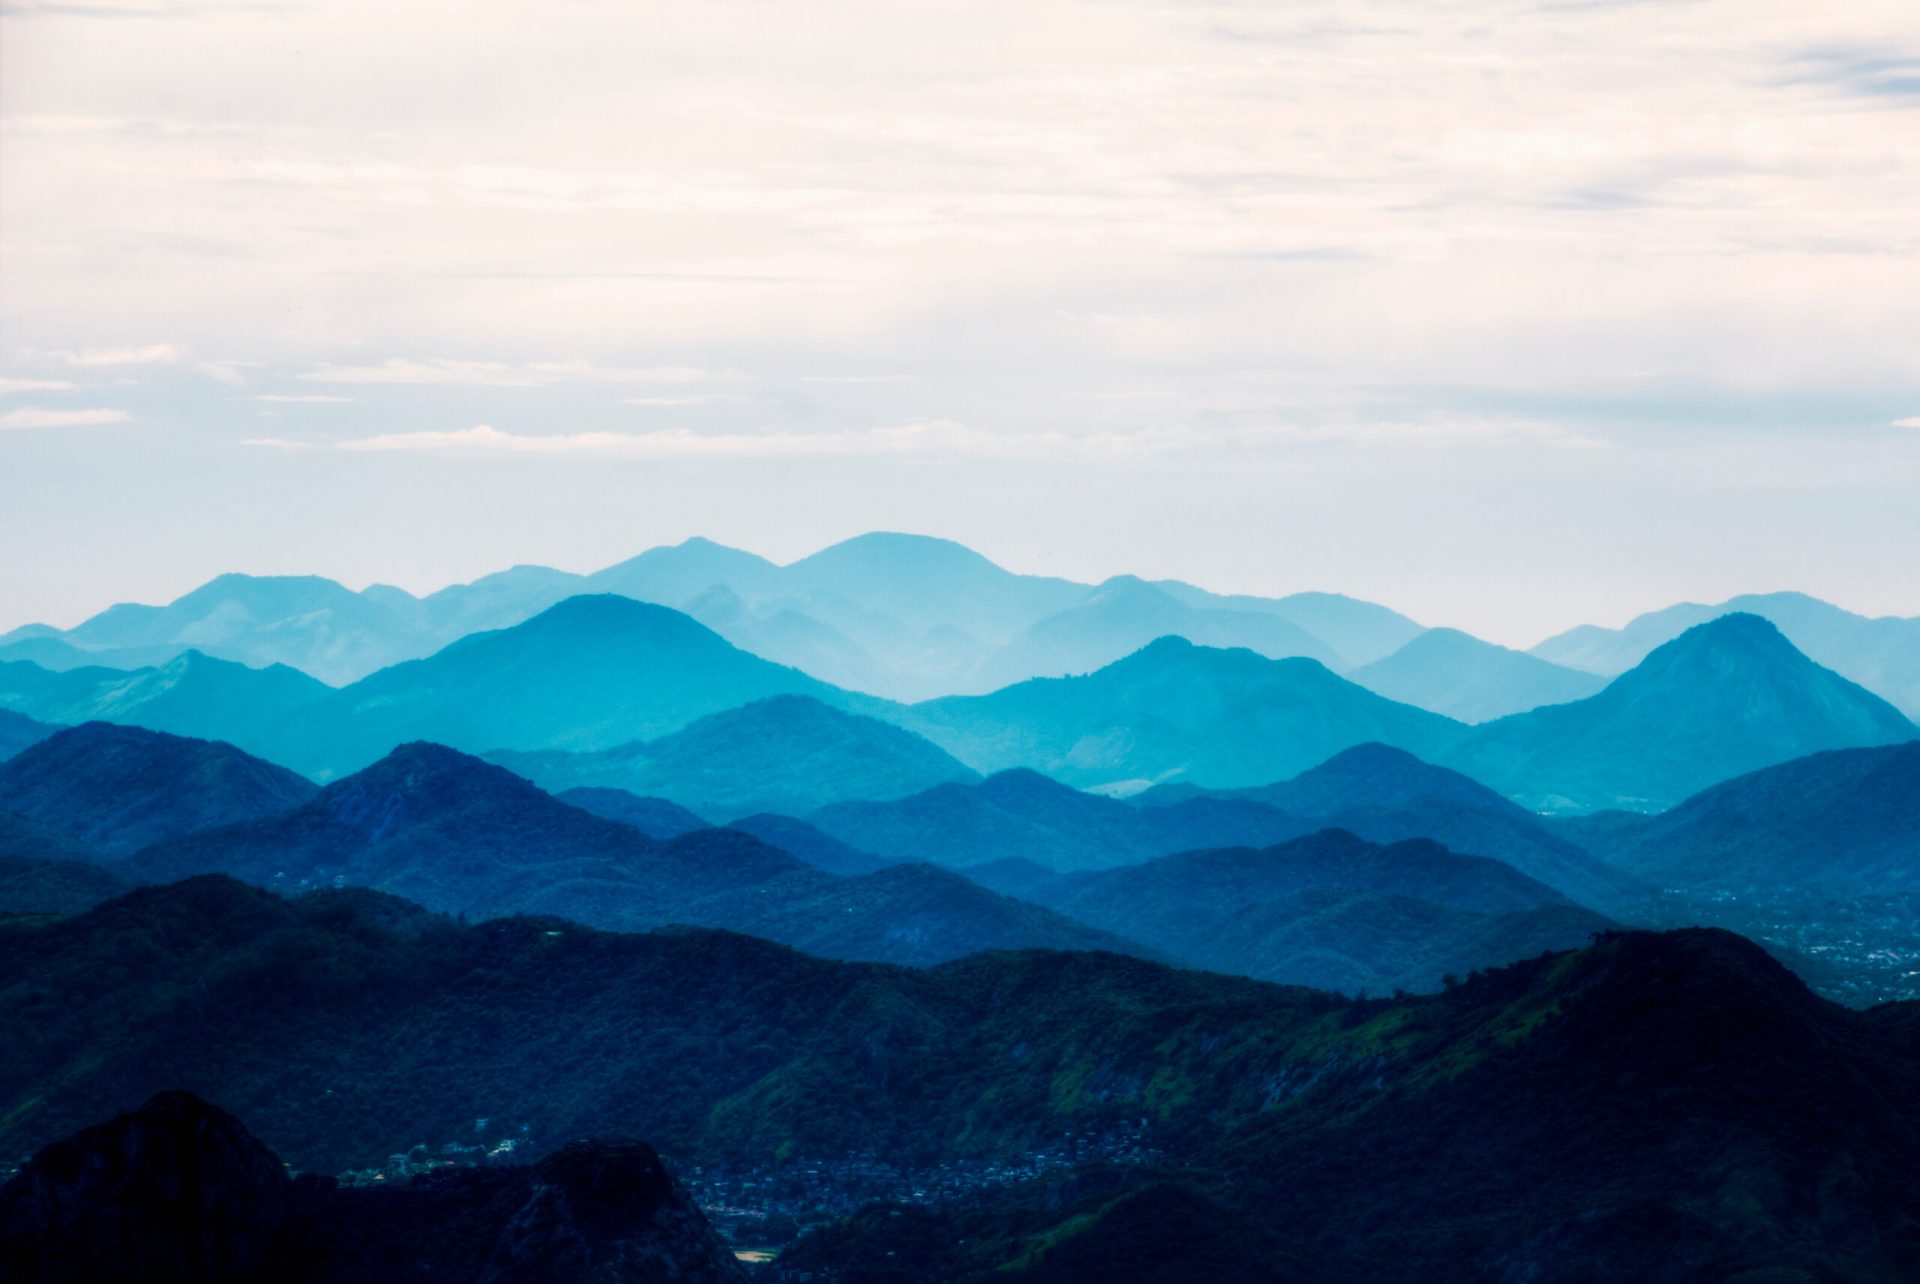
[
  {"left": 623, "top": 394, "right": 747, "bottom": 406},
  {"left": 0, "top": 378, "right": 79, "bottom": 394},
  {"left": 1783, "top": 47, "right": 1920, "bottom": 102},
  {"left": 0, "top": 407, "right": 131, "bottom": 430},
  {"left": 240, "top": 416, "right": 1606, "bottom": 459},
  {"left": 195, "top": 359, "right": 258, "bottom": 386},
  {"left": 243, "top": 394, "right": 357, "bottom": 403},
  {"left": 799, "top": 374, "right": 916, "bottom": 384},
  {"left": 37, "top": 344, "right": 184, "bottom": 368},
  {"left": 1894, "top": 417, "right": 1920, "bottom": 429},
  {"left": 294, "top": 358, "right": 733, "bottom": 386}
]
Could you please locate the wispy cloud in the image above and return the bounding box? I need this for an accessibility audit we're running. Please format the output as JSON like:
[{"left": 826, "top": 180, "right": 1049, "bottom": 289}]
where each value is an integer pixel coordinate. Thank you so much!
[
  {"left": 623, "top": 394, "right": 747, "bottom": 407},
  {"left": 1783, "top": 47, "right": 1920, "bottom": 102},
  {"left": 295, "top": 358, "right": 732, "bottom": 386},
  {"left": 799, "top": 374, "right": 916, "bottom": 385},
  {"left": 0, "top": 378, "right": 79, "bottom": 394},
  {"left": 195, "top": 359, "right": 257, "bottom": 386},
  {"left": 243, "top": 394, "right": 357, "bottom": 404},
  {"left": 241, "top": 416, "right": 1606, "bottom": 459},
  {"left": 1894, "top": 417, "right": 1920, "bottom": 430},
  {"left": 0, "top": 407, "right": 131, "bottom": 430},
  {"left": 30, "top": 343, "right": 184, "bottom": 368}
]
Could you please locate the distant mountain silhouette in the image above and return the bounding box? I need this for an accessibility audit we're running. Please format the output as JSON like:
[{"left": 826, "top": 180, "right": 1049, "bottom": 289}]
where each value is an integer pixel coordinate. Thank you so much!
[
  {"left": 1148, "top": 584, "right": 1424, "bottom": 667},
  {"left": 5, "top": 534, "right": 1429, "bottom": 702},
  {"left": 555, "top": 787, "right": 712, "bottom": 837},
  {"left": 811, "top": 767, "right": 1315, "bottom": 873},
  {"left": 0, "top": 651, "right": 332, "bottom": 761},
  {"left": 493, "top": 694, "right": 974, "bottom": 820},
  {"left": 1144, "top": 744, "right": 1646, "bottom": 909},
  {"left": 970, "top": 576, "right": 1342, "bottom": 689},
  {"left": 1350, "top": 627, "right": 1607, "bottom": 722},
  {"left": 124, "top": 743, "right": 1146, "bottom": 968},
  {"left": 0, "top": 723, "right": 316, "bottom": 856},
  {"left": 1573, "top": 742, "right": 1920, "bottom": 893},
  {"left": 0, "top": 709, "right": 60, "bottom": 762},
  {"left": 904, "top": 637, "right": 1463, "bottom": 790},
  {"left": 1532, "top": 591, "right": 1920, "bottom": 719},
  {"left": 0, "top": 1091, "right": 747, "bottom": 1284},
  {"left": 1450, "top": 614, "right": 1917, "bottom": 811}
]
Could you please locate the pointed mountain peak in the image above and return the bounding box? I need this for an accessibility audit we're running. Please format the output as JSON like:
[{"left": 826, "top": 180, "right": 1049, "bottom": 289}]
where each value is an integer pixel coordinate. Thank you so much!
[
  {"left": 317, "top": 742, "right": 546, "bottom": 831},
  {"left": 978, "top": 766, "right": 1082, "bottom": 804}
]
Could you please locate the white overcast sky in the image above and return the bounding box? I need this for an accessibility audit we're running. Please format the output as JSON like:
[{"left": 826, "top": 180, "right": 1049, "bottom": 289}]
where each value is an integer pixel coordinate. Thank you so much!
[{"left": 2, "top": 0, "right": 1916, "bottom": 645}]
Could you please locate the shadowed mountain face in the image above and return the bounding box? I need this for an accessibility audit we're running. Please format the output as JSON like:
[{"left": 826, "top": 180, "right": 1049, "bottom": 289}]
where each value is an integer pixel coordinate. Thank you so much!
[
  {"left": 0, "top": 855, "right": 130, "bottom": 918},
  {"left": 0, "top": 709, "right": 61, "bottom": 763},
  {"left": 121, "top": 743, "right": 1146, "bottom": 969},
  {"left": 3, "top": 884, "right": 1914, "bottom": 1282},
  {"left": 1573, "top": 742, "right": 1920, "bottom": 894},
  {"left": 555, "top": 788, "right": 712, "bottom": 838},
  {"left": 492, "top": 695, "right": 976, "bottom": 821},
  {"left": 1001, "top": 827, "right": 1585, "bottom": 992},
  {"left": 1145, "top": 744, "right": 1648, "bottom": 909},
  {"left": 1532, "top": 591, "right": 1920, "bottom": 720},
  {"left": 904, "top": 637, "right": 1464, "bottom": 791},
  {"left": 0, "top": 1091, "right": 746, "bottom": 1284},
  {"left": 0, "top": 722, "right": 317, "bottom": 856},
  {"left": 810, "top": 767, "right": 1316, "bottom": 873},
  {"left": 1350, "top": 627, "right": 1607, "bottom": 722},
  {"left": 1448, "top": 614, "right": 1917, "bottom": 812}
]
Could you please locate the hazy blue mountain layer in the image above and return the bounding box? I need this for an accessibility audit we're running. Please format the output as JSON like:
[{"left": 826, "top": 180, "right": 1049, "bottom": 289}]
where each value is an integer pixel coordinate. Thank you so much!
[
  {"left": 492, "top": 694, "right": 976, "bottom": 820},
  {"left": 1141, "top": 744, "right": 1648, "bottom": 909},
  {"left": 903, "top": 636, "right": 1464, "bottom": 790},
  {"left": 1350, "top": 627, "right": 1607, "bottom": 722},
  {"left": 1532, "top": 591, "right": 1920, "bottom": 719},
  {"left": 1448, "top": 614, "right": 1917, "bottom": 812}
]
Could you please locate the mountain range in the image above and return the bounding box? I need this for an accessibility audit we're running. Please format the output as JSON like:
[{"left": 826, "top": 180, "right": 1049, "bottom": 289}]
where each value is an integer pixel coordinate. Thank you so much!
[
  {"left": 0, "top": 722, "right": 316, "bottom": 855},
  {"left": 121, "top": 741, "right": 1149, "bottom": 968},
  {"left": 493, "top": 694, "right": 977, "bottom": 820},
  {"left": 1446, "top": 613, "right": 1917, "bottom": 811},
  {"left": 903, "top": 636, "right": 1464, "bottom": 790},
  {"left": 4, "top": 878, "right": 1914, "bottom": 1282},
  {"left": 987, "top": 827, "right": 1608, "bottom": 993},
  {"left": 1565, "top": 741, "right": 1920, "bottom": 894},
  {"left": 1531, "top": 590, "right": 1920, "bottom": 719},
  {"left": 1349, "top": 627, "right": 1607, "bottom": 722}
]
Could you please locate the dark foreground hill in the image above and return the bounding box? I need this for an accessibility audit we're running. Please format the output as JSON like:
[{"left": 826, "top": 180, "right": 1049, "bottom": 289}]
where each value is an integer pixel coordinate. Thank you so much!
[
  {"left": 123, "top": 743, "right": 1144, "bottom": 969},
  {"left": 0, "top": 722, "right": 317, "bottom": 855},
  {"left": 0, "top": 709, "right": 60, "bottom": 763},
  {"left": 0, "top": 1090, "right": 745, "bottom": 1284},
  {"left": 3, "top": 879, "right": 1914, "bottom": 1281}
]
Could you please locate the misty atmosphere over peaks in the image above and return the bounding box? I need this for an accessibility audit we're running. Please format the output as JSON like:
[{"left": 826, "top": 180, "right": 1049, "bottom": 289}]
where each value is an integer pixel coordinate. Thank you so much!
[{"left": 6, "top": 1, "right": 1920, "bottom": 1280}]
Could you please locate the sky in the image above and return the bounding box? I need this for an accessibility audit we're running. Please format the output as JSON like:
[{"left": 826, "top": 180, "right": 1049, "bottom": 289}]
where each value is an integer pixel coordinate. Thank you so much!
[{"left": 2, "top": 0, "right": 1916, "bottom": 647}]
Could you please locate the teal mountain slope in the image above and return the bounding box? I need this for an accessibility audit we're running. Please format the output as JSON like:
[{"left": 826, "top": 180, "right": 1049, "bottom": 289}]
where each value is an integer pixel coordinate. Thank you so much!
[
  {"left": 1449, "top": 614, "right": 1916, "bottom": 811},
  {"left": 1350, "top": 627, "right": 1607, "bottom": 722},
  {"left": 1571, "top": 742, "right": 1920, "bottom": 893},
  {"left": 903, "top": 637, "right": 1464, "bottom": 790},
  {"left": 490, "top": 694, "right": 973, "bottom": 820}
]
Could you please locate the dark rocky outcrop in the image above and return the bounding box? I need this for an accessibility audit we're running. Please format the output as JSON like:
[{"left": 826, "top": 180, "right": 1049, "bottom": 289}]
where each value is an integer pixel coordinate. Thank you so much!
[{"left": 0, "top": 1091, "right": 745, "bottom": 1283}]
